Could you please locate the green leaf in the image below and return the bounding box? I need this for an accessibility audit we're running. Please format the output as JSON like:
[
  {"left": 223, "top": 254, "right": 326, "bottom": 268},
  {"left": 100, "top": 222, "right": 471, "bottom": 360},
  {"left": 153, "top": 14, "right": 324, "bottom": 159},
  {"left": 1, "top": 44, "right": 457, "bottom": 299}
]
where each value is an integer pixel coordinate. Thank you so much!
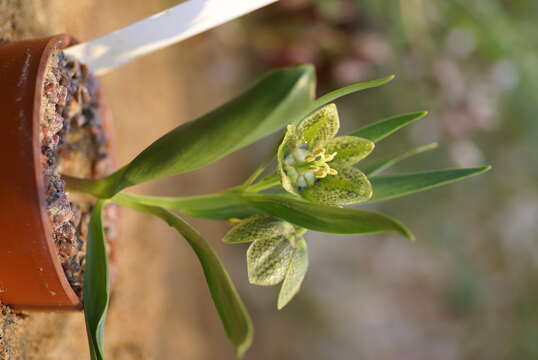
[
  {"left": 297, "top": 104, "right": 340, "bottom": 149},
  {"left": 309, "top": 75, "right": 395, "bottom": 113},
  {"left": 362, "top": 143, "right": 438, "bottom": 176},
  {"left": 348, "top": 111, "right": 428, "bottom": 143},
  {"left": 113, "top": 195, "right": 253, "bottom": 358},
  {"left": 223, "top": 215, "right": 295, "bottom": 244},
  {"left": 368, "top": 166, "right": 492, "bottom": 203},
  {"left": 96, "top": 65, "right": 316, "bottom": 197},
  {"left": 326, "top": 136, "right": 375, "bottom": 168},
  {"left": 247, "top": 235, "right": 295, "bottom": 286},
  {"left": 300, "top": 167, "right": 372, "bottom": 206},
  {"left": 278, "top": 238, "right": 308, "bottom": 310},
  {"left": 113, "top": 191, "right": 261, "bottom": 221},
  {"left": 83, "top": 200, "right": 109, "bottom": 360},
  {"left": 241, "top": 193, "right": 414, "bottom": 240}
]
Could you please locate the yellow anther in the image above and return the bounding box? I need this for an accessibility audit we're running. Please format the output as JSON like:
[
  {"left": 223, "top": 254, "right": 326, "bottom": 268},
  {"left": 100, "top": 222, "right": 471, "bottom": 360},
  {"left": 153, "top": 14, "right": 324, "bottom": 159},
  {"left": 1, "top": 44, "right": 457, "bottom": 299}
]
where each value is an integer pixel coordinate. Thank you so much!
[
  {"left": 313, "top": 148, "right": 325, "bottom": 156},
  {"left": 314, "top": 169, "right": 328, "bottom": 178},
  {"left": 328, "top": 168, "right": 338, "bottom": 175},
  {"left": 325, "top": 152, "right": 337, "bottom": 162},
  {"left": 309, "top": 165, "right": 320, "bottom": 171},
  {"left": 304, "top": 155, "right": 315, "bottom": 162}
]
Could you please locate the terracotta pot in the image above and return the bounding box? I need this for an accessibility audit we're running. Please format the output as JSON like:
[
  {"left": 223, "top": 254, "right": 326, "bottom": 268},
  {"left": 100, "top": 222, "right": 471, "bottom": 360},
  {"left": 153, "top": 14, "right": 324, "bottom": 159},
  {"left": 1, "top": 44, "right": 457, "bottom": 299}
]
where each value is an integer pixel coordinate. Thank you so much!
[{"left": 0, "top": 35, "right": 116, "bottom": 311}]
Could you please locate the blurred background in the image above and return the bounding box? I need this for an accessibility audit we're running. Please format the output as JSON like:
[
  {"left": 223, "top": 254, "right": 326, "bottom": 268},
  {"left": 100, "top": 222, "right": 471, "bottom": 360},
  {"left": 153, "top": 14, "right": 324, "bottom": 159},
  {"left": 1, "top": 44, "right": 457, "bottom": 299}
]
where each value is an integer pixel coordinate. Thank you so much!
[{"left": 1, "top": 0, "right": 537, "bottom": 359}]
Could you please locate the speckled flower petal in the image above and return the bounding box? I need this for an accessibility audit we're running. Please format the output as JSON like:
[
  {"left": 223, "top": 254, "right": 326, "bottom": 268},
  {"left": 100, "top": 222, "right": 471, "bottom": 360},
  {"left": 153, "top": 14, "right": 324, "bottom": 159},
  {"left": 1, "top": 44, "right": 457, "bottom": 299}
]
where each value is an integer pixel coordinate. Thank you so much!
[
  {"left": 277, "top": 125, "right": 300, "bottom": 196},
  {"left": 223, "top": 215, "right": 295, "bottom": 244},
  {"left": 247, "top": 235, "right": 295, "bottom": 286},
  {"left": 300, "top": 167, "right": 373, "bottom": 206},
  {"left": 325, "top": 136, "right": 375, "bottom": 168},
  {"left": 278, "top": 238, "right": 308, "bottom": 310},
  {"left": 297, "top": 104, "right": 340, "bottom": 149}
]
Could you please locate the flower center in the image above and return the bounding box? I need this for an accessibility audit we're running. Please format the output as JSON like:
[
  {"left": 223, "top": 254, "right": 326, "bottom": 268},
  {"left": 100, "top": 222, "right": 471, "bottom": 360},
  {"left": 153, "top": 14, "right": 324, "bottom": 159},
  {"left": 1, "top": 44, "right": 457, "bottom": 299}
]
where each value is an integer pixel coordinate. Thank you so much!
[{"left": 284, "top": 144, "right": 338, "bottom": 190}]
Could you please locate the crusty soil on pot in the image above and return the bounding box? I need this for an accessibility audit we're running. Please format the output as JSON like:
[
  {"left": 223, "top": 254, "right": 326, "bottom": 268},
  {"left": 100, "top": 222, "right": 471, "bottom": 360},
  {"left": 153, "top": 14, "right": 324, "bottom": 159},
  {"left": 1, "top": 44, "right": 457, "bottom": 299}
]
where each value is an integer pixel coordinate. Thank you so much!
[{"left": 40, "top": 50, "right": 116, "bottom": 296}]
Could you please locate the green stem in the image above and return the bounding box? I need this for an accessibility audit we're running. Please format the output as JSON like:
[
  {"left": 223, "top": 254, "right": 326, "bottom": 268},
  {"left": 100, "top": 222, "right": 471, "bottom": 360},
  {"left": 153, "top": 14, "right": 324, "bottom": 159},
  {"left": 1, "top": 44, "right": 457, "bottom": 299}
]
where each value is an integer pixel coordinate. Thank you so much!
[
  {"left": 242, "top": 135, "right": 283, "bottom": 188},
  {"left": 63, "top": 176, "right": 109, "bottom": 198},
  {"left": 242, "top": 156, "right": 274, "bottom": 188},
  {"left": 112, "top": 190, "right": 260, "bottom": 220},
  {"left": 107, "top": 172, "right": 281, "bottom": 221},
  {"left": 63, "top": 168, "right": 125, "bottom": 199},
  {"left": 245, "top": 172, "right": 280, "bottom": 193}
]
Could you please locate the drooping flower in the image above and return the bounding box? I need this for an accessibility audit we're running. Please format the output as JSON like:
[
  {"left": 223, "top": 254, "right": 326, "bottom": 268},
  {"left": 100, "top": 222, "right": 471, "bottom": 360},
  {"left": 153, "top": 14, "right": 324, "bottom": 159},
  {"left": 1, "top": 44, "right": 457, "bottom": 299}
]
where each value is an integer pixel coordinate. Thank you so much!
[
  {"left": 278, "top": 103, "right": 374, "bottom": 206},
  {"left": 223, "top": 215, "right": 308, "bottom": 309}
]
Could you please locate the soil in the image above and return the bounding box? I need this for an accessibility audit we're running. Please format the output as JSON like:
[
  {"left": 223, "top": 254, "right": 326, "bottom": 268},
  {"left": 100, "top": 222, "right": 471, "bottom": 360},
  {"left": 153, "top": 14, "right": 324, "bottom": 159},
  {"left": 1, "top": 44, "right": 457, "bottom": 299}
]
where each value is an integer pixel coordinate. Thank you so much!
[{"left": 40, "top": 50, "right": 115, "bottom": 296}]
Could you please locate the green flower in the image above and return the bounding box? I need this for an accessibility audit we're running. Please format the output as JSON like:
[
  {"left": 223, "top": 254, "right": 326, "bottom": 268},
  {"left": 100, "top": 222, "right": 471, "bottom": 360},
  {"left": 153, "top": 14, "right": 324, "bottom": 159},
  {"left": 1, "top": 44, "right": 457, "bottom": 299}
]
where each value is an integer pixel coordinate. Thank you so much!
[
  {"left": 278, "top": 104, "right": 375, "bottom": 206},
  {"left": 223, "top": 215, "right": 308, "bottom": 309}
]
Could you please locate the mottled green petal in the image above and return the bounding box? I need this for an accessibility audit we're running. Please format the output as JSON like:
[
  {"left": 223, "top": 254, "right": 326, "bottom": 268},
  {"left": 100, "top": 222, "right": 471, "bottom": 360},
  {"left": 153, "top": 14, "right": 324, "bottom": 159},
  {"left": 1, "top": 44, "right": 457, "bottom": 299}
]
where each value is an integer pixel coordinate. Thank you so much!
[
  {"left": 300, "top": 167, "right": 372, "bottom": 206},
  {"left": 278, "top": 238, "right": 308, "bottom": 310},
  {"left": 277, "top": 125, "right": 300, "bottom": 196},
  {"left": 326, "top": 136, "right": 375, "bottom": 168},
  {"left": 247, "top": 236, "right": 295, "bottom": 286},
  {"left": 223, "top": 215, "right": 294, "bottom": 244},
  {"left": 297, "top": 104, "right": 339, "bottom": 149}
]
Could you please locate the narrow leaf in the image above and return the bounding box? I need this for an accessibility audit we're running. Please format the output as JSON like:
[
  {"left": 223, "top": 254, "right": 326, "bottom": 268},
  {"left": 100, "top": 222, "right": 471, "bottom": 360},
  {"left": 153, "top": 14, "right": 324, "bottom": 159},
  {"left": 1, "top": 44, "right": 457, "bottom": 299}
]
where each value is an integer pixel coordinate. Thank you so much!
[
  {"left": 83, "top": 200, "right": 109, "bottom": 360},
  {"left": 362, "top": 143, "right": 438, "bottom": 176},
  {"left": 112, "top": 195, "right": 253, "bottom": 357},
  {"left": 368, "top": 166, "right": 492, "bottom": 203},
  {"left": 348, "top": 111, "right": 428, "bottom": 142},
  {"left": 241, "top": 193, "right": 414, "bottom": 240},
  {"left": 310, "top": 75, "right": 395, "bottom": 113},
  {"left": 278, "top": 239, "right": 308, "bottom": 310},
  {"left": 114, "top": 191, "right": 261, "bottom": 221},
  {"left": 105, "top": 65, "right": 315, "bottom": 195}
]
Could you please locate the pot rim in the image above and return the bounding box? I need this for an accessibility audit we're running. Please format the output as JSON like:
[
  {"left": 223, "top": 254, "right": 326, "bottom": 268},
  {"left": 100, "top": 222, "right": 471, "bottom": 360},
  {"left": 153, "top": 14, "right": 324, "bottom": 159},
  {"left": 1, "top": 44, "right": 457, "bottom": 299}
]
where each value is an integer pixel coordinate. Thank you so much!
[
  {"left": 0, "top": 34, "right": 115, "bottom": 311},
  {"left": 28, "top": 34, "right": 82, "bottom": 311}
]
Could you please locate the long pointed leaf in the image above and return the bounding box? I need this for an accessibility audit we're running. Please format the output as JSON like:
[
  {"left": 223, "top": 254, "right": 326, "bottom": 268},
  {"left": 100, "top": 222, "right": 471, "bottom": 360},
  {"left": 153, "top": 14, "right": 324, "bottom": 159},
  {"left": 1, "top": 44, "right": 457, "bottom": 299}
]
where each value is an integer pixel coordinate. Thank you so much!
[
  {"left": 368, "top": 166, "right": 492, "bottom": 203},
  {"left": 241, "top": 193, "right": 414, "bottom": 240},
  {"left": 362, "top": 143, "right": 438, "bottom": 176},
  {"left": 113, "top": 194, "right": 253, "bottom": 357},
  {"left": 348, "top": 111, "right": 428, "bottom": 142},
  {"left": 309, "top": 75, "right": 395, "bottom": 114},
  {"left": 115, "top": 191, "right": 261, "bottom": 220},
  {"left": 83, "top": 200, "right": 110, "bottom": 360},
  {"left": 95, "top": 66, "right": 315, "bottom": 196}
]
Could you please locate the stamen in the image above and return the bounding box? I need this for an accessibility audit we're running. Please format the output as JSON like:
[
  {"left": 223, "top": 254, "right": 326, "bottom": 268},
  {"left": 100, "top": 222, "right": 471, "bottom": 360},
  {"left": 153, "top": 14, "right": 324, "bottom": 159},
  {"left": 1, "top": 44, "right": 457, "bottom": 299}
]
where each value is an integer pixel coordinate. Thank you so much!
[
  {"left": 288, "top": 144, "right": 339, "bottom": 189},
  {"left": 325, "top": 152, "right": 337, "bottom": 162},
  {"left": 315, "top": 170, "right": 328, "bottom": 178}
]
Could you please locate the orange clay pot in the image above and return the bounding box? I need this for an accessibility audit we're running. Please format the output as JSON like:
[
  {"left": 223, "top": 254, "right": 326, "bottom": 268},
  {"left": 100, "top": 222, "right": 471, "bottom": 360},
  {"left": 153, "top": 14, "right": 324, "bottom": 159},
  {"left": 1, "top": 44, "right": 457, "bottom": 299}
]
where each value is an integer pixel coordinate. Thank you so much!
[{"left": 0, "top": 35, "right": 116, "bottom": 311}]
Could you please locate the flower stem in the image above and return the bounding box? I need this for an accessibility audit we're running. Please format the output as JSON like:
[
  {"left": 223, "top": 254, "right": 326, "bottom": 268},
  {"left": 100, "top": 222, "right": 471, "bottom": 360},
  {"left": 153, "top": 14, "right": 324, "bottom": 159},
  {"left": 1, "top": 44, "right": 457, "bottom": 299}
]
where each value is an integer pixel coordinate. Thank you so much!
[{"left": 245, "top": 173, "right": 280, "bottom": 192}]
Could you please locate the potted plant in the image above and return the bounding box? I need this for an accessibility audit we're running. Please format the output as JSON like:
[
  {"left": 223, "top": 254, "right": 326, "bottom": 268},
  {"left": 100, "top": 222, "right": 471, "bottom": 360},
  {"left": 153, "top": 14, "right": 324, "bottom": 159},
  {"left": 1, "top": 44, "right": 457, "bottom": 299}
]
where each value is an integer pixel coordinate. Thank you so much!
[{"left": 0, "top": 8, "right": 490, "bottom": 360}]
